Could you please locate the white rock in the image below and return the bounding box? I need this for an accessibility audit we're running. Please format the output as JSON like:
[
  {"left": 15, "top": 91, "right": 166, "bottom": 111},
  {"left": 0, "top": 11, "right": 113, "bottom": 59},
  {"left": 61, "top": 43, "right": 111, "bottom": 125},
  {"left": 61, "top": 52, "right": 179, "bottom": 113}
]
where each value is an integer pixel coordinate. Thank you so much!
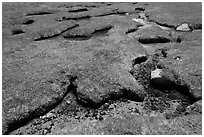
[
  {"left": 151, "top": 69, "right": 162, "bottom": 79},
  {"left": 66, "top": 100, "right": 71, "bottom": 104},
  {"left": 176, "top": 23, "right": 191, "bottom": 31},
  {"left": 132, "top": 18, "right": 146, "bottom": 25}
]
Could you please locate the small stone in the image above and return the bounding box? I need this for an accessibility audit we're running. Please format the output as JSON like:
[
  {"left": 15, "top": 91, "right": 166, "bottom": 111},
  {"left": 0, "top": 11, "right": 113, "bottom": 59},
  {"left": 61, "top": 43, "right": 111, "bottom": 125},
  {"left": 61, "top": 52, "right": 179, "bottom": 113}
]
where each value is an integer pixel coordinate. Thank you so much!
[
  {"left": 176, "top": 23, "right": 191, "bottom": 31},
  {"left": 75, "top": 115, "right": 80, "bottom": 119},
  {"left": 66, "top": 100, "right": 71, "bottom": 104}
]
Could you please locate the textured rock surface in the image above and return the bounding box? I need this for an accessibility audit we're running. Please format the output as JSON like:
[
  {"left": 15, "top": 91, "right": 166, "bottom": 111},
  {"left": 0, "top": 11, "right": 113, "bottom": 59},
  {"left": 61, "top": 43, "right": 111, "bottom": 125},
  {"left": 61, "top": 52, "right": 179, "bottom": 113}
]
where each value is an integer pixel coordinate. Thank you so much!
[{"left": 2, "top": 2, "right": 202, "bottom": 135}]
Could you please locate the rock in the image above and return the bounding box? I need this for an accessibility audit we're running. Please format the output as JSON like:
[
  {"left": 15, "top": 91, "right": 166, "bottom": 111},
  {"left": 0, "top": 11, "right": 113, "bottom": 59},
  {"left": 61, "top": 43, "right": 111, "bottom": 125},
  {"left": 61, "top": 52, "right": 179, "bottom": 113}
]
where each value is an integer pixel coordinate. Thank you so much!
[
  {"left": 55, "top": 12, "right": 91, "bottom": 21},
  {"left": 67, "top": 45, "right": 147, "bottom": 108},
  {"left": 30, "top": 21, "right": 78, "bottom": 41},
  {"left": 66, "top": 100, "right": 71, "bottom": 105},
  {"left": 41, "top": 112, "right": 56, "bottom": 119},
  {"left": 63, "top": 18, "right": 113, "bottom": 39},
  {"left": 146, "top": 3, "right": 201, "bottom": 28},
  {"left": 9, "top": 16, "right": 34, "bottom": 26},
  {"left": 74, "top": 63, "right": 146, "bottom": 107},
  {"left": 25, "top": 8, "right": 58, "bottom": 16},
  {"left": 176, "top": 23, "right": 191, "bottom": 31},
  {"left": 68, "top": 7, "right": 88, "bottom": 13},
  {"left": 185, "top": 100, "right": 202, "bottom": 114},
  {"left": 75, "top": 116, "right": 80, "bottom": 119},
  {"left": 150, "top": 68, "right": 173, "bottom": 89},
  {"left": 151, "top": 69, "right": 162, "bottom": 79},
  {"left": 150, "top": 67, "right": 192, "bottom": 96},
  {"left": 136, "top": 26, "right": 171, "bottom": 44},
  {"left": 157, "top": 35, "right": 202, "bottom": 99}
]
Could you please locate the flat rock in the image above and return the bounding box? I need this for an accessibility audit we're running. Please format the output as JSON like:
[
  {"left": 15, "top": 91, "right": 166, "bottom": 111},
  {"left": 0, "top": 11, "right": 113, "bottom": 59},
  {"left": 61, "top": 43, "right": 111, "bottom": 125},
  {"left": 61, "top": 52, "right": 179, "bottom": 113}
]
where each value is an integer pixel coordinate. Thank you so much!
[
  {"left": 133, "top": 26, "right": 171, "bottom": 44},
  {"left": 146, "top": 3, "right": 202, "bottom": 28},
  {"left": 70, "top": 47, "right": 146, "bottom": 107},
  {"left": 25, "top": 8, "right": 59, "bottom": 16},
  {"left": 29, "top": 21, "right": 78, "bottom": 41},
  {"left": 63, "top": 18, "right": 113, "bottom": 39}
]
